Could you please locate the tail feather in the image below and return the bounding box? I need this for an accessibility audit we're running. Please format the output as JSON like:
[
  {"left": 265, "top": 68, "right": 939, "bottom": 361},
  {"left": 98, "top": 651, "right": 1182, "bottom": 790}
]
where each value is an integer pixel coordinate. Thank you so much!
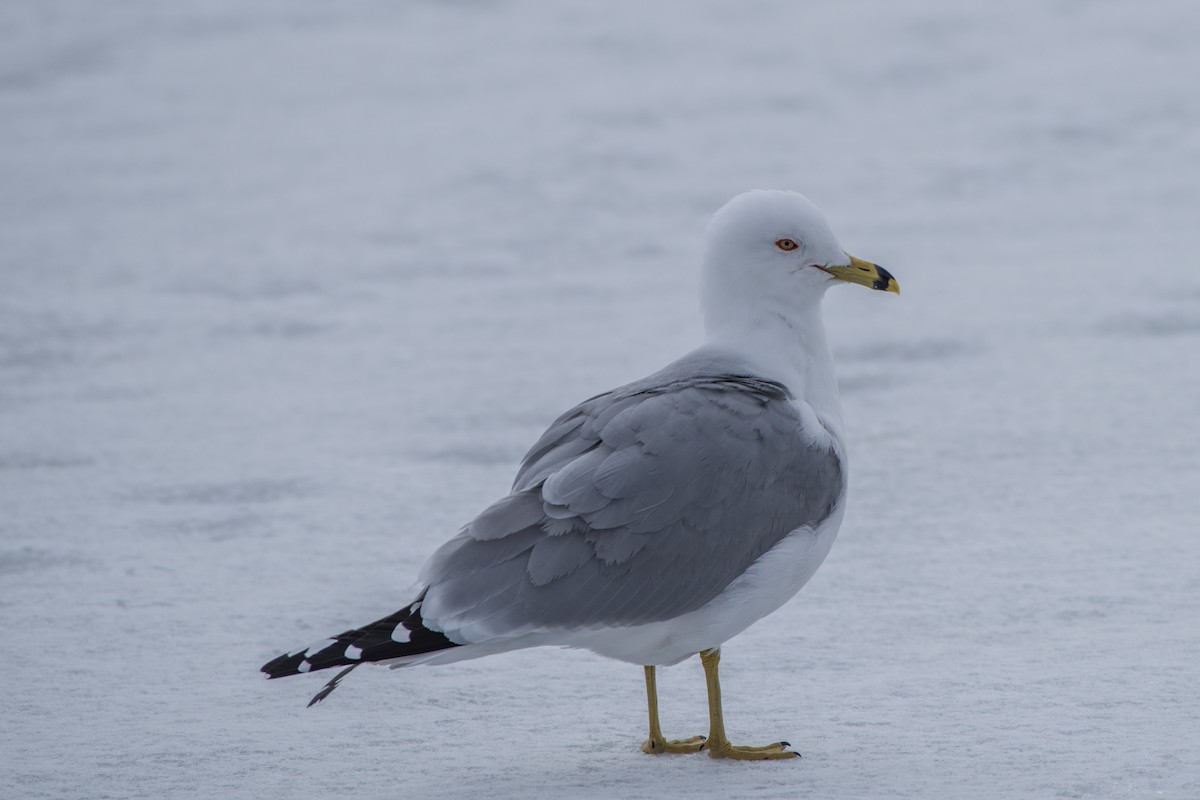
[{"left": 261, "top": 593, "right": 459, "bottom": 701}]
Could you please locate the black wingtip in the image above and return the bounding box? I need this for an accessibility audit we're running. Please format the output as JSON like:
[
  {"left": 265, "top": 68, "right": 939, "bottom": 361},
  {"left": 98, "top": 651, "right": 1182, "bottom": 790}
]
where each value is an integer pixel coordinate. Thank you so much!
[
  {"left": 261, "top": 650, "right": 308, "bottom": 679},
  {"left": 308, "top": 664, "right": 360, "bottom": 707},
  {"left": 261, "top": 593, "right": 460, "bottom": 701}
]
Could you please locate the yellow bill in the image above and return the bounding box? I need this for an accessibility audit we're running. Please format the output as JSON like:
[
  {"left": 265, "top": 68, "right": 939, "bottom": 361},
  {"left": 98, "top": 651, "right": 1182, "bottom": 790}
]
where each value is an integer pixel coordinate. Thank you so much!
[{"left": 819, "top": 254, "right": 899, "bottom": 294}]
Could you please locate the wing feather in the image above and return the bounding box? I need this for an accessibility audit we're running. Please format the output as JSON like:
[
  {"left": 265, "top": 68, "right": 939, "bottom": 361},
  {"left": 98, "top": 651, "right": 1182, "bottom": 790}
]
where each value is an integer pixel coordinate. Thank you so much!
[{"left": 419, "top": 353, "right": 845, "bottom": 642}]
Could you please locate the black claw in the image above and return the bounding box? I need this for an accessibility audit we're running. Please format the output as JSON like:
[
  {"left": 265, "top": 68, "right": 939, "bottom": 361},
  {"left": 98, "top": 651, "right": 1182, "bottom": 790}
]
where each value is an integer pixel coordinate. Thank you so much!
[{"left": 780, "top": 741, "right": 791, "bottom": 748}]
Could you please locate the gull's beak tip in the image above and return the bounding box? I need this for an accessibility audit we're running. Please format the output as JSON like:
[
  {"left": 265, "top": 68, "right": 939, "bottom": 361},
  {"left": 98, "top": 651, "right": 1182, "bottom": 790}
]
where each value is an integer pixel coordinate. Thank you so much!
[{"left": 874, "top": 264, "right": 899, "bottom": 294}]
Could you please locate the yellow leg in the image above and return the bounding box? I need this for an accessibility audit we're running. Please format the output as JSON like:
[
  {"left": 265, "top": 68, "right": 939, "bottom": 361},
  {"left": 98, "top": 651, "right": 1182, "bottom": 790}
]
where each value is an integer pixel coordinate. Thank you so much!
[
  {"left": 641, "top": 665, "right": 707, "bottom": 755},
  {"left": 699, "top": 649, "right": 799, "bottom": 760}
]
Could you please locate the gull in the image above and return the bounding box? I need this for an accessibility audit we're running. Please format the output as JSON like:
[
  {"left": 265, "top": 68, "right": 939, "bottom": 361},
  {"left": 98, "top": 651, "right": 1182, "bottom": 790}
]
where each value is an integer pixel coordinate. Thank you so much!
[{"left": 261, "top": 190, "right": 898, "bottom": 760}]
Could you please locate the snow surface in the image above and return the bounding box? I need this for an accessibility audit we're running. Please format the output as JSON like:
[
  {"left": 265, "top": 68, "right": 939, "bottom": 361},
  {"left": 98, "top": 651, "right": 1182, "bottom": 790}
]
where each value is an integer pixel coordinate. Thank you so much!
[{"left": 2, "top": 1, "right": 1199, "bottom": 798}]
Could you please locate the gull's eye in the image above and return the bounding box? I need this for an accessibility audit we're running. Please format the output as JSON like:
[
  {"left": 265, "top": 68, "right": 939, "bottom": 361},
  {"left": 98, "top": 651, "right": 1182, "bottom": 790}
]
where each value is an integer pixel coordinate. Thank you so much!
[{"left": 775, "top": 238, "right": 798, "bottom": 252}]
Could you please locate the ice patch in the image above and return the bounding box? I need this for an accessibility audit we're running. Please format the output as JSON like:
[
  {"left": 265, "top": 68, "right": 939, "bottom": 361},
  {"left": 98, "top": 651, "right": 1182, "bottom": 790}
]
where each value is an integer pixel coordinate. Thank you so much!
[{"left": 7, "top": 3, "right": 1200, "bottom": 797}]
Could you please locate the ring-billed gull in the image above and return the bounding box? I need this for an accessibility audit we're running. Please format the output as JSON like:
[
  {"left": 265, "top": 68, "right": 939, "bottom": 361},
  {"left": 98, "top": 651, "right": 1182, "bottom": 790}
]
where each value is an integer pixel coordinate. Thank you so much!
[{"left": 261, "top": 190, "right": 898, "bottom": 760}]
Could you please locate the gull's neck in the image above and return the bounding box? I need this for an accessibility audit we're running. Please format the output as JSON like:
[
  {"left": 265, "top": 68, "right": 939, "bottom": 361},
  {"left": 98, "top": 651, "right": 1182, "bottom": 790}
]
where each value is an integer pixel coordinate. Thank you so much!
[{"left": 703, "top": 296, "right": 843, "bottom": 428}]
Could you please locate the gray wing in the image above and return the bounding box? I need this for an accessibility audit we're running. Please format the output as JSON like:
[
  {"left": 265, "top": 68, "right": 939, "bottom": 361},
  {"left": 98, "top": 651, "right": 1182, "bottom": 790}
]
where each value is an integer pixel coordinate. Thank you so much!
[{"left": 418, "top": 355, "right": 844, "bottom": 641}]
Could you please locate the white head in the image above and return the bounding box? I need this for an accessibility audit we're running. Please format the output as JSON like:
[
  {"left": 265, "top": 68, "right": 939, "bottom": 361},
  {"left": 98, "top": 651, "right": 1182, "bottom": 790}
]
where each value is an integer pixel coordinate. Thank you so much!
[{"left": 700, "top": 190, "right": 896, "bottom": 337}]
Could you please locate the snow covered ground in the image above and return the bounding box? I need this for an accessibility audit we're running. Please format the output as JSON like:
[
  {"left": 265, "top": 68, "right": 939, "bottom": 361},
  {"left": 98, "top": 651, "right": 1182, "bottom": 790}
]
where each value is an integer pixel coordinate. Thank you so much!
[{"left": 2, "top": 1, "right": 1199, "bottom": 797}]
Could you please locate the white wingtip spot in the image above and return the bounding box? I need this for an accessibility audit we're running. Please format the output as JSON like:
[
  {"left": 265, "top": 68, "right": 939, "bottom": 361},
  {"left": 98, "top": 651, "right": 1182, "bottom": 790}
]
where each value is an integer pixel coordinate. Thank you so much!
[
  {"left": 345, "top": 645, "right": 363, "bottom": 660},
  {"left": 298, "top": 660, "right": 311, "bottom": 673},
  {"left": 304, "top": 638, "right": 337, "bottom": 657},
  {"left": 391, "top": 625, "right": 411, "bottom": 644}
]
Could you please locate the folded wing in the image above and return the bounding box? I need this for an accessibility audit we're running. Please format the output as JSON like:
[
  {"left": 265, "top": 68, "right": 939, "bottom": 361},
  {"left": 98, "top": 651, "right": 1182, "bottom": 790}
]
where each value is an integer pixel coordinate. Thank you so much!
[{"left": 419, "top": 354, "right": 845, "bottom": 643}]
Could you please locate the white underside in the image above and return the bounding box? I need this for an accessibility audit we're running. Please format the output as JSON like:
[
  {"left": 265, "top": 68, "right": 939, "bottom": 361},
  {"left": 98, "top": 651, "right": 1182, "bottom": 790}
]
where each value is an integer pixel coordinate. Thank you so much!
[
  {"left": 386, "top": 497, "right": 845, "bottom": 671},
  {"left": 570, "top": 499, "right": 846, "bottom": 665}
]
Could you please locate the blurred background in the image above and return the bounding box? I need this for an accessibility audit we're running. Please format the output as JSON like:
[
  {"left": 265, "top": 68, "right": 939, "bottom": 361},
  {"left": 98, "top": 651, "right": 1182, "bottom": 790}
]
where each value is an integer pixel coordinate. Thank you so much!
[{"left": 2, "top": 2, "right": 1197, "bottom": 798}]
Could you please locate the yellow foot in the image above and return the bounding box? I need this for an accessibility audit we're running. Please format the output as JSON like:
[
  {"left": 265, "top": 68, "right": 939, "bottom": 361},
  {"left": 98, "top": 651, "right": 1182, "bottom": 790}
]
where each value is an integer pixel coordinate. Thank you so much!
[
  {"left": 703, "top": 740, "right": 799, "bottom": 761},
  {"left": 641, "top": 735, "right": 707, "bottom": 755}
]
